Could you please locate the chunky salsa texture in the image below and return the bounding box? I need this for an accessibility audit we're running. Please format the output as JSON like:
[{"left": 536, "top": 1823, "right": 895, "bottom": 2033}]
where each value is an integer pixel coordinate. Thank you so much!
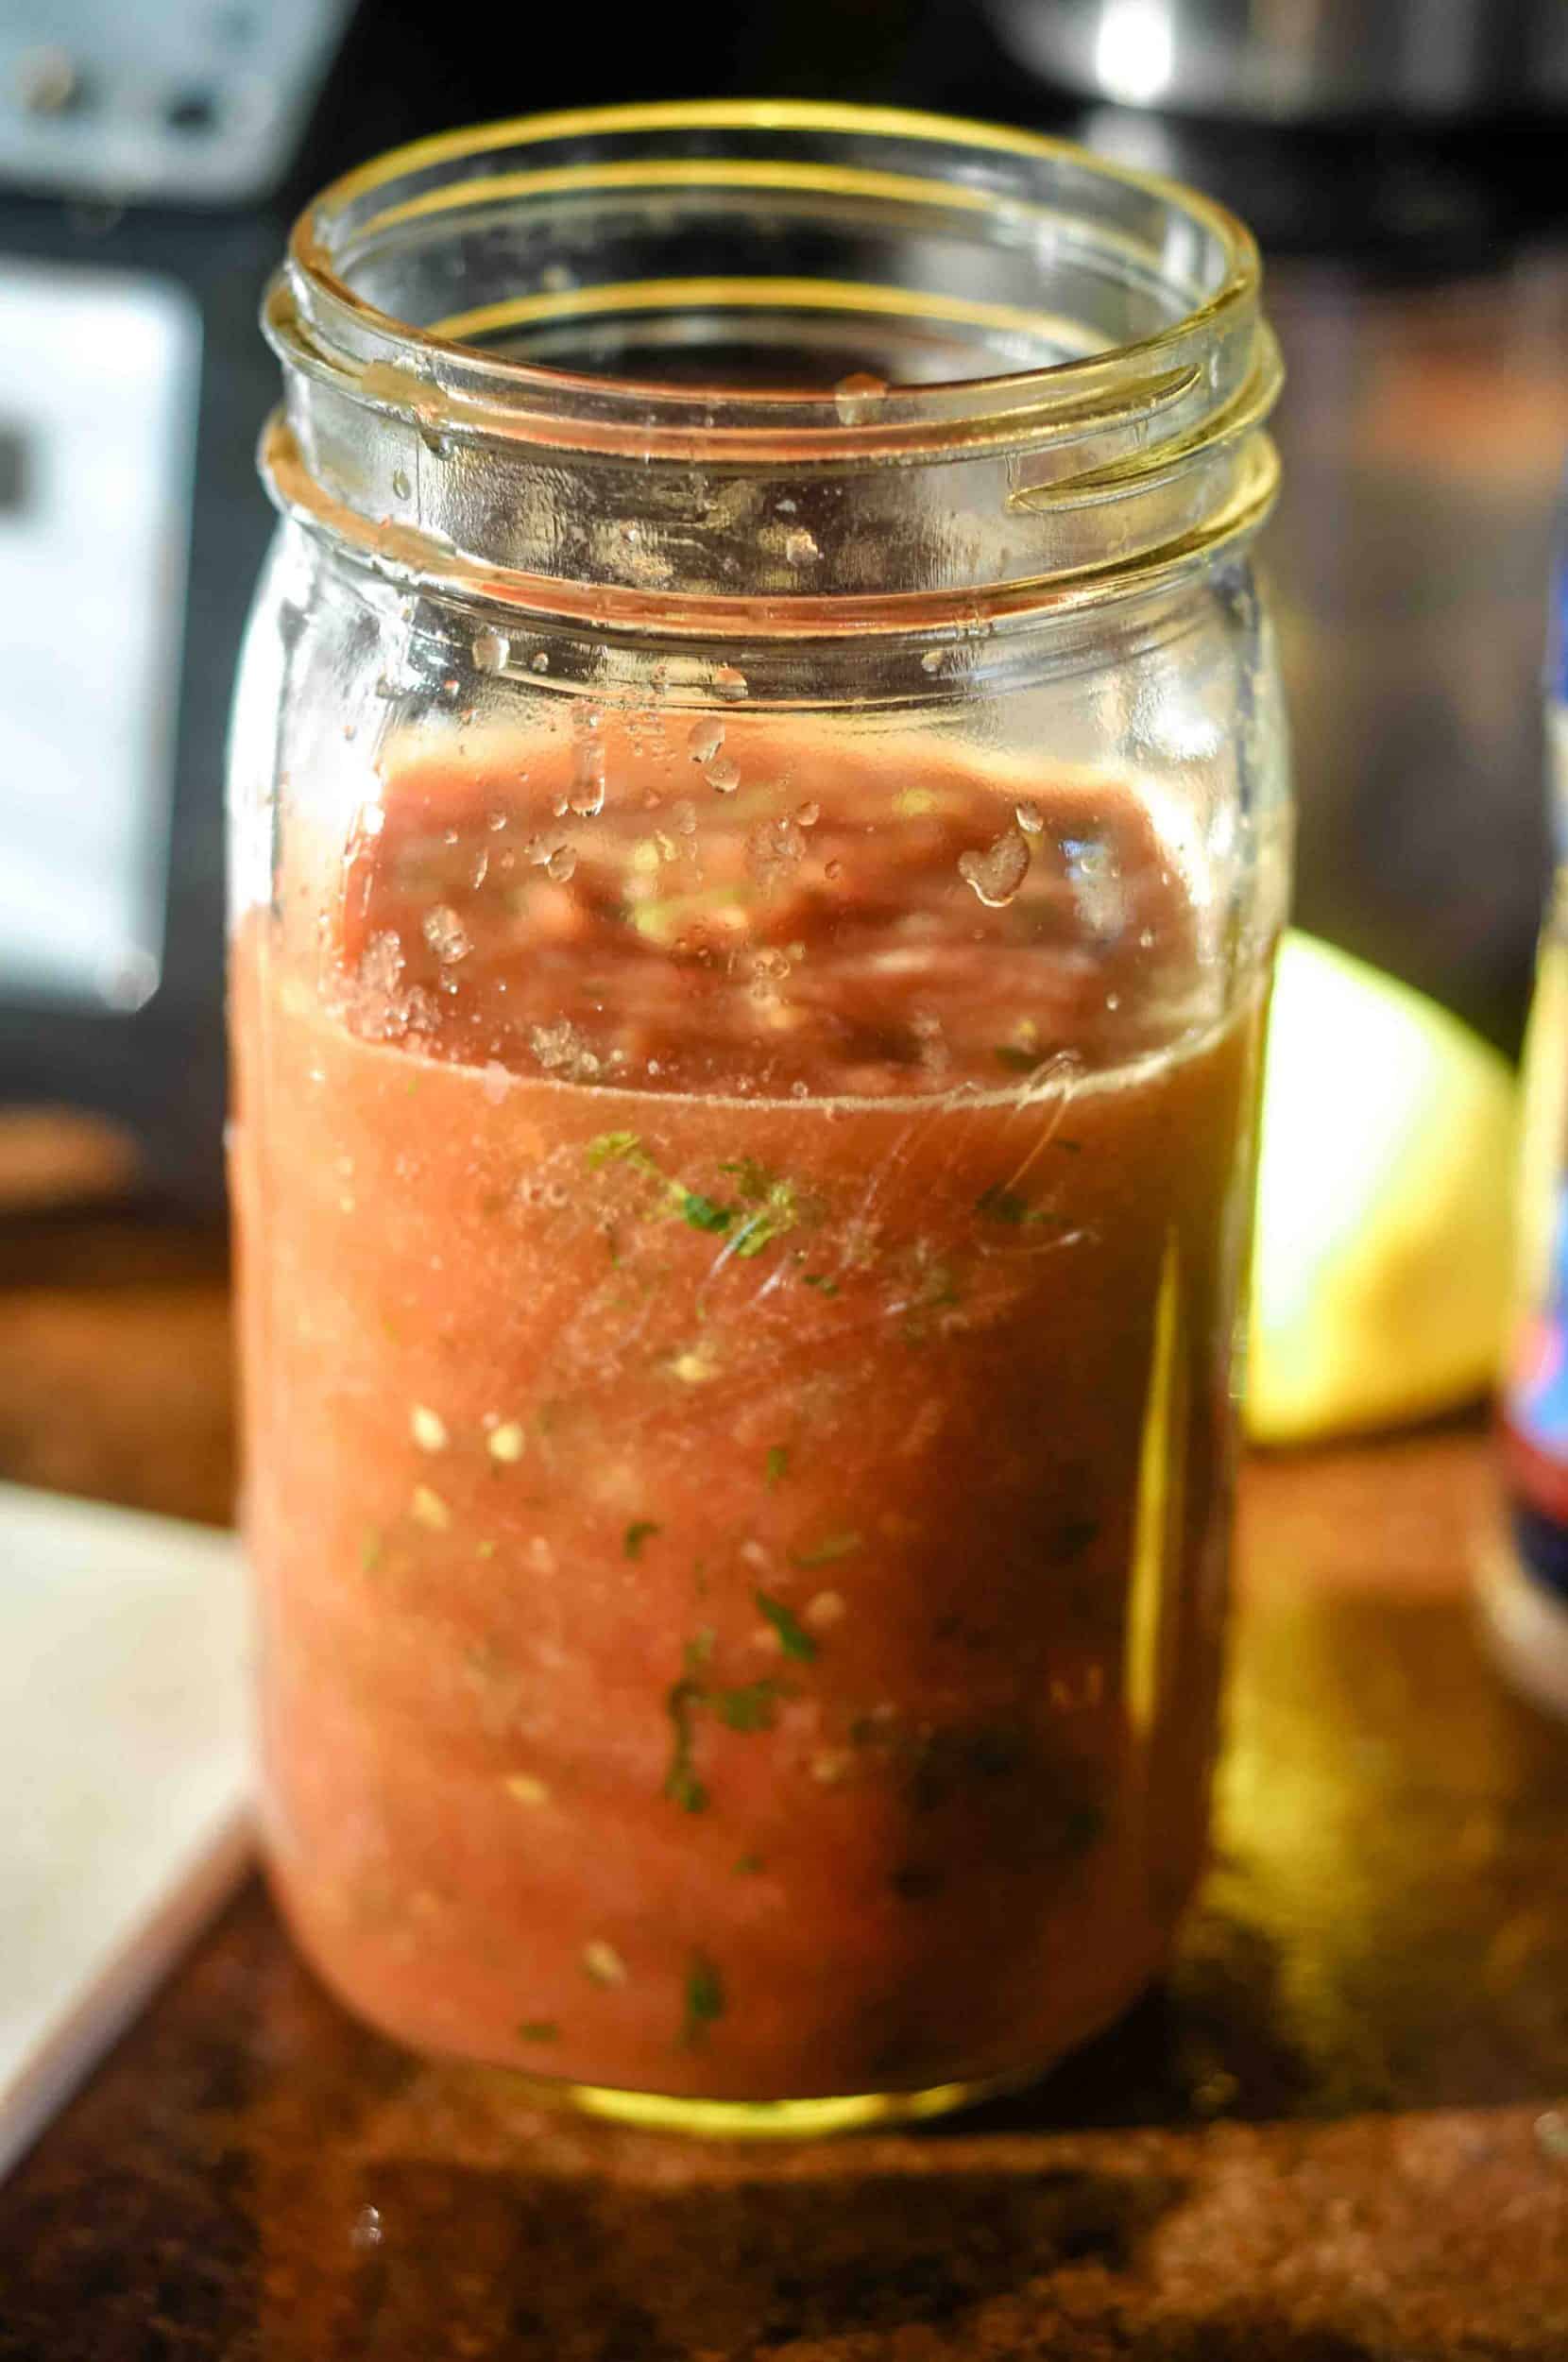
[{"left": 230, "top": 713, "right": 1265, "bottom": 2103}]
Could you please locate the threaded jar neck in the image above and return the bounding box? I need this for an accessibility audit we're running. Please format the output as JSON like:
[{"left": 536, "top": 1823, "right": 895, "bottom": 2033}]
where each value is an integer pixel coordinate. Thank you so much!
[{"left": 262, "top": 100, "right": 1280, "bottom": 633}]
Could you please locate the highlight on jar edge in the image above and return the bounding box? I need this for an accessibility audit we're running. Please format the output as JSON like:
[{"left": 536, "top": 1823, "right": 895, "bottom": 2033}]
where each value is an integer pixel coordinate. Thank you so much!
[{"left": 227, "top": 103, "right": 1290, "bottom": 2131}]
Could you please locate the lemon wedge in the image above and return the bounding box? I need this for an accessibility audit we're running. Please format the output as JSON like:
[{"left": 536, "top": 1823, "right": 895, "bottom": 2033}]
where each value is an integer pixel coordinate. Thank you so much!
[{"left": 1247, "top": 931, "right": 1517, "bottom": 1445}]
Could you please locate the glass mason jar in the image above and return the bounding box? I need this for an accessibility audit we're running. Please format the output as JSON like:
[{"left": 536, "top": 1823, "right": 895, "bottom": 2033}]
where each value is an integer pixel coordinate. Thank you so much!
[{"left": 229, "top": 102, "right": 1289, "bottom": 2132}]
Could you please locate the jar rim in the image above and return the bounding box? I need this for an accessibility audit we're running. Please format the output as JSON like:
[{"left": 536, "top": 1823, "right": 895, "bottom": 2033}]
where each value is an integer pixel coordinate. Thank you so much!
[
  {"left": 264, "top": 101, "right": 1280, "bottom": 629},
  {"left": 282, "top": 98, "right": 1266, "bottom": 463}
]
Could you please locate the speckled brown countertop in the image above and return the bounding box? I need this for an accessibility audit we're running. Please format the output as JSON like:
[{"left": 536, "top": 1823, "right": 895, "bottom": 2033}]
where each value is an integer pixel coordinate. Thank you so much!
[{"left": 1, "top": 1186, "right": 1566, "bottom": 2358}]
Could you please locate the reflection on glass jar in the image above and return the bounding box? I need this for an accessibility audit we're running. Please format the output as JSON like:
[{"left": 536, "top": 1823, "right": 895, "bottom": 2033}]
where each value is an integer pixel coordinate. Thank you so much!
[{"left": 227, "top": 103, "right": 1290, "bottom": 2131}]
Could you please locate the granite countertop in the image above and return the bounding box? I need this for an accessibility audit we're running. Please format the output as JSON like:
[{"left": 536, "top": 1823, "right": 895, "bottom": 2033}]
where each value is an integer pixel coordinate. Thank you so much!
[{"left": 1, "top": 1188, "right": 1565, "bottom": 2358}]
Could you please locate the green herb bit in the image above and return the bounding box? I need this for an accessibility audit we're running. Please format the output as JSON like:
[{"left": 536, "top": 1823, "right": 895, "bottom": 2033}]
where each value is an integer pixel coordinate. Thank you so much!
[
  {"left": 976, "top": 1183, "right": 1033, "bottom": 1224},
  {"left": 764, "top": 1445, "right": 790, "bottom": 1489},
  {"left": 684, "top": 1627, "right": 716, "bottom": 1670},
  {"left": 801, "top": 1272, "right": 839, "bottom": 1295},
  {"left": 679, "top": 1190, "right": 733, "bottom": 1236},
  {"left": 359, "top": 1528, "right": 384, "bottom": 1573},
  {"left": 712, "top": 1680, "right": 780, "bottom": 1733},
  {"left": 975, "top": 1183, "right": 1068, "bottom": 1227},
  {"left": 734, "top": 1853, "right": 765, "bottom": 1875},
  {"left": 994, "top": 1044, "right": 1042, "bottom": 1073},
  {"left": 718, "top": 1157, "right": 774, "bottom": 1202},
  {"left": 755, "top": 1588, "right": 820, "bottom": 1661},
  {"left": 720, "top": 1160, "right": 805, "bottom": 1259},
  {"left": 787, "top": 1532, "right": 861, "bottom": 1573},
  {"left": 680, "top": 1952, "right": 725, "bottom": 2048},
  {"left": 586, "top": 1131, "right": 651, "bottom": 1172},
  {"left": 624, "top": 1519, "right": 661, "bottom": 1562},
  {"left": 664, "top": 1678, "right": 709, "bottom": 1814},
  {"left": 519, "top": 2020, "right": 560, "bottom": 2044}
]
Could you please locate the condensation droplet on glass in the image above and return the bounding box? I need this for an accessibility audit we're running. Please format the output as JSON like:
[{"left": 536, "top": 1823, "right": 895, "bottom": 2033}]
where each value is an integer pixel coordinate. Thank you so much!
[
  {"left": 712, "top": 664, "right": 747, "bottom": 700},
  {"left": 358, "top": 930, "right": 403, "bottom": 995},
  {"left": 783, "top": 525, "right": 819, "bottom": 565},
  {"left": 350, "top": 2205, "right": 383, "bottom": 2251},
  {"left": 422, "top": 905, "right": 471, "bottom": 963},
  {"left": 834, "top": 370, "right": 887, "bottom": 424},
  {"left": 957, "top": 828, "right": 1031, "bottom": 910},
  {"left": 671, "top": 797, "right": 697, "bottom": 836},
  {"left": 481, "top": 1060, "right": 510, "bottom": 1104},
  {"left": 748, "top": 814, "right": 807, "bottom": 889},
  {"left": 472, "top": 628, "right": 510, "bottom": 676},
  {"left": 919, "top": 647, "right": 945, "bottom": 676},
  {"left": 1138, "top": 927, "right": 1155, "bottom": 950},
  {"left": 529, "top": 651, "right": 550, "bottom": 674},
  {"left": 470, "top": 847, "right": 489, "bottom": 889},
  {"left": 706, "top": 753, "right": 741, "bottom": 795},
  {"left": 391, "top": 468, "right": 411, "bottom": 501},
  {"left": 342, "top": 723, "right": 356, "bottom": 742},
  {"left": 570, "top": 741, "right": 605, "bottom": 818},
  {"left": 825, "top": 858, "right": 843, "bottom": 881},
  {"left": 687, "top": 718, "right": 724, "bottom": 764},
  {"left": 486, "top": 809, "right": 507, "bottom": 831},
  {"left": 540, "top": 262, "right": 575, "bottom": 294},
  {"left": 795, "top": 800, "right": 820, "bottom": 827},
  {"left": 1105, "top": 992, "right": 1121, "bottom": 1011},
  {"left": 1014, "top": 799, "right": 1044, "bottom": 835},
  {"left": 546, "top": 844, "right": 578, "bottom": 883},
  {"left": 791, "top": 1080, "right": 809, "bottom": 1098}
]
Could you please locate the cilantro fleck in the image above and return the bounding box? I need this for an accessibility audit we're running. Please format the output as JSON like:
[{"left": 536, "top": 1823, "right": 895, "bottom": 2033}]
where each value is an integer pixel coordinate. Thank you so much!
[
  {"left": 679, "top": 1191, "right": 733, "bottom": 1235},
  {"left": 976, "top": 1183, "right": 1032, "bottom": 1224},
  {"left": 801, "top": 1272, "right": 839, "bottom": 1295},
  {"left": 788, "top": 1532, "right": 861, "bottom": 1572},
  {"left": 994, "top": 1044, "right": 1041, "bottom": 1073},
  {"left": 586, "top": 1131, "right": 650, "bottom": 1171},
  {"left": 664, "top": 1677, "right": 709, "bottom": 1812},
  {"left": 712, "top": 1680, "right": 780, "bottom": 1732},
  {"left": 519, "top": 2020, "right": 559, "bottom": 2044},
  {"left": 764, "top": 1445, "right": 789, "bottom": 1489},
  {"left": 976, "top": 1184, "right": 1067, "bottom": 1227},
  {"left": 755, "top": 1588, "right": 819, "bottom": 1662},
  {"left": 624, "top": 1519, "right": 661, "bottom": 1561},
  {"left": 359, "top": 1528, "right": 384, "bottom": 1573},
  {"left": 718, "top": 1157, "right": 772, "bottom": 1201},
  {"left": 719, "top": 1160, "right": 804, "bottom": 1259},
  {"left": 680, "top": 1952, "right": 725, "bottom": 2048},
  {"left": 734, "top": 1853, "right": 765, "bottom": 1875}
]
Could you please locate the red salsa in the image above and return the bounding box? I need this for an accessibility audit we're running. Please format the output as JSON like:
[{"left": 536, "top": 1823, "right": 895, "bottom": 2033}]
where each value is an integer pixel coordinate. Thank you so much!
[{"left": 230, "top": 716, "right": 1264, "bottom": 2105}]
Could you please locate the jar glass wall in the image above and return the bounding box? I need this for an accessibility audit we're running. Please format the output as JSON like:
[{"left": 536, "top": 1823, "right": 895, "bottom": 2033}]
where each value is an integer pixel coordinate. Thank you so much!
[{"left": 228, "top": 103, "right": 1289, "bottom": 2132}]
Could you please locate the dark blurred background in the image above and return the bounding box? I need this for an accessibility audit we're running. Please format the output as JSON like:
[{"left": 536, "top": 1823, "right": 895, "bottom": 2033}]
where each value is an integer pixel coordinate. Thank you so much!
[{"left": 4, "top": 0, "right": 1567, "bottom": 1206}]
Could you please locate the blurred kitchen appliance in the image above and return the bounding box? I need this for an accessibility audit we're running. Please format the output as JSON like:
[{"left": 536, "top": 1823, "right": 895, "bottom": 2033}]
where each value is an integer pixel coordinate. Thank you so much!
[
  {"left": 982, "top": 0, "right": 1568, "bottom": 121},
  {"left": 1, "top": 0, "right": 357, "bottom": 205},
  {"left": 0, "top": 0, "right": 360, "bottom": 1202}
]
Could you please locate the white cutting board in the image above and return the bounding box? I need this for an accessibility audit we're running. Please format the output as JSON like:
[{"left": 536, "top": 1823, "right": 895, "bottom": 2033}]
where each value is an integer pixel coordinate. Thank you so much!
[{"left": 0, "top": 1483, "right": 251, "bottom": 2182}]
